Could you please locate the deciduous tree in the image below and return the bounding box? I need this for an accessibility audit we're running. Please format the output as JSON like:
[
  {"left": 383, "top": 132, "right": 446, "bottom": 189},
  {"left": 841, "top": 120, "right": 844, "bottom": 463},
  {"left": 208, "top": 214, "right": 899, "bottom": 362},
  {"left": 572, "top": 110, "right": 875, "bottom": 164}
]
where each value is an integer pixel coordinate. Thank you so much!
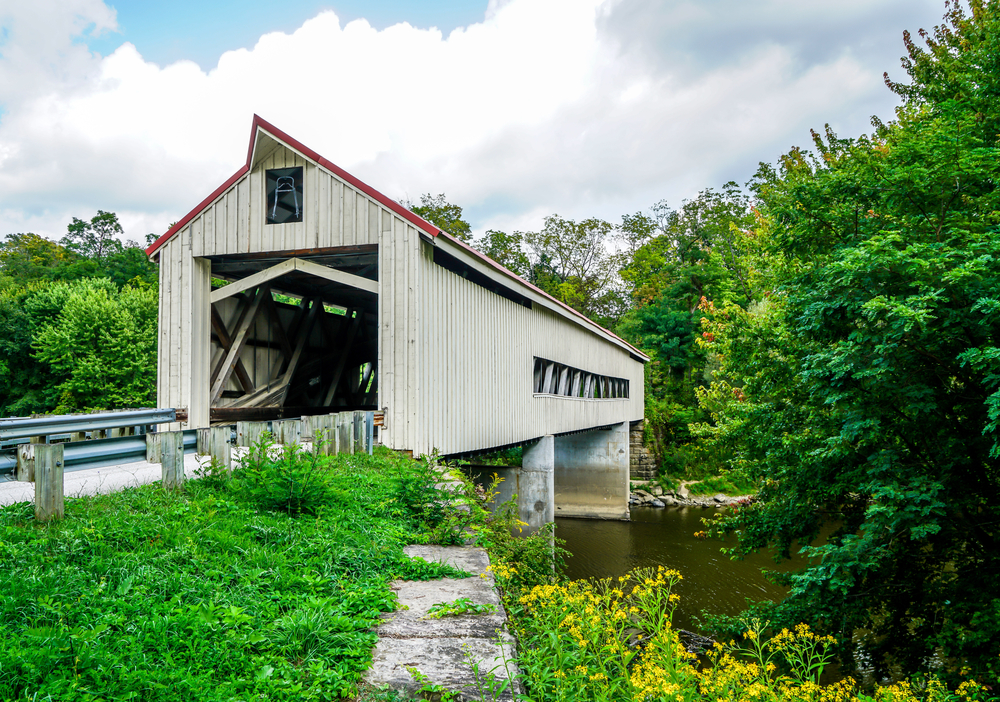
[{"left": 700, "top": 0, "right": 1000, "bottom": 682}]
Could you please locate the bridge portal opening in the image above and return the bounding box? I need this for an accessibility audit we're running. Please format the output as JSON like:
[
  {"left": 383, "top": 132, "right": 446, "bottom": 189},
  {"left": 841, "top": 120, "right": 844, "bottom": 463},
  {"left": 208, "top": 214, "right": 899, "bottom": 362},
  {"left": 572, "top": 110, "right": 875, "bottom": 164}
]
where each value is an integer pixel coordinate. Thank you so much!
[{"left": 205, "top": 246, "right": 378, "bottom": 424}]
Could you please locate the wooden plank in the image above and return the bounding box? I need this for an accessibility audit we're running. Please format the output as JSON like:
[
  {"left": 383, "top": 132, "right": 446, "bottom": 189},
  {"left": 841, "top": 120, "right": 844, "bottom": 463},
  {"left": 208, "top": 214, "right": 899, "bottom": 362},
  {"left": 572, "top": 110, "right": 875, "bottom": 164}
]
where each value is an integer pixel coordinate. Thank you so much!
[
  {"left": 197, "top": 426, "right": 232, "bottom": 470},
  {"left": 271, "top": 418, "right": 301, "bottom": 445},
  {"left": 34, "top": 444, "right": 64, "bottom": 522},
  {"left": 161, "top": 430, "right": 185, "bottom": 490},
  {"left": 210, "top": 258, "right": 296, "bottom": 303},
  {"left": 292, "top": 258, "right": 378, "bottom": 294},
  {"left": 237, "top": 421, "right": 269, "bottom": 447},
  {"left": 337, "top": 412, "right": 353, "bottom": 455},
  {"left": 210, "top": 286, "right": 269, "bottom": 403}
]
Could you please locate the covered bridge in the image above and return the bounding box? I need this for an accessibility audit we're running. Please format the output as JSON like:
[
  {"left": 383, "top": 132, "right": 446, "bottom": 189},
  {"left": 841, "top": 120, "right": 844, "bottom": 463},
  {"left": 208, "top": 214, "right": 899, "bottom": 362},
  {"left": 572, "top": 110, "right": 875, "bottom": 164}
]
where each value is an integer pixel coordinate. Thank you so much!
[{"left": 147, "top": 116, "right": 647, "bottom": 517}]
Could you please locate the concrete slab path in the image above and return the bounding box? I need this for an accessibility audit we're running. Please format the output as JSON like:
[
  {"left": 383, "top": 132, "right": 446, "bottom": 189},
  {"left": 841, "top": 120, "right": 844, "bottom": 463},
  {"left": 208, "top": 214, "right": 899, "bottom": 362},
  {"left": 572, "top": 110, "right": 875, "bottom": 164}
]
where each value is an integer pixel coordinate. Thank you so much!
[{"left": 366, "top": 545, "right": 522, "bottom": 701}]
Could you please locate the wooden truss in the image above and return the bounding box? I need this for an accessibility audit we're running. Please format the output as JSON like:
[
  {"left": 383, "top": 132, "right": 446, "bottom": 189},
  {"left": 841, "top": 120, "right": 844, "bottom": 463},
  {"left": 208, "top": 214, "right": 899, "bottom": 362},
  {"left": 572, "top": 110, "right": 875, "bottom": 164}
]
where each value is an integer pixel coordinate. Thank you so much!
[
  {"left": 208, "top": 258, "right": 378, "bottom": 416},
  {"left": 532, "top": 357, "right": 629, "bottom": 399}
]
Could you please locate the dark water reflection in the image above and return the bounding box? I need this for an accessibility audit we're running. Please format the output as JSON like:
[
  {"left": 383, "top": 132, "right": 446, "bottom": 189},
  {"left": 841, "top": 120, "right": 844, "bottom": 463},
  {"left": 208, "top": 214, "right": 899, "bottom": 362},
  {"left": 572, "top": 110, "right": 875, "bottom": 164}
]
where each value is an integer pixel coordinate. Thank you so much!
[{"left": 556, "top": 506, "right": 805, "bottom": 631}]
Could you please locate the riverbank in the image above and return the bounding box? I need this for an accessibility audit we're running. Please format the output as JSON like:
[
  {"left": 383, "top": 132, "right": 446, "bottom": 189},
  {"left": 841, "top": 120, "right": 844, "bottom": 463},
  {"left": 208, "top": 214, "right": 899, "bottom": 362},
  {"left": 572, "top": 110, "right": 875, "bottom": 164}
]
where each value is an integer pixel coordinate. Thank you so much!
[{"left": 629, "top": 479, "right": 753, "bottom": 509}]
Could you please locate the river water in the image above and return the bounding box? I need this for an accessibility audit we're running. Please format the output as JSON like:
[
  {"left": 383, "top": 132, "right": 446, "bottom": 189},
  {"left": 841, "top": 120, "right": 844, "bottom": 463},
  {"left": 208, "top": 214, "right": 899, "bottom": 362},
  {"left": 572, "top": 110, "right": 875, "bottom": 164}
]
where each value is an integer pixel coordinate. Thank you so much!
[{"left": 555, "top": 505, "right": 803, "bottom": 631}]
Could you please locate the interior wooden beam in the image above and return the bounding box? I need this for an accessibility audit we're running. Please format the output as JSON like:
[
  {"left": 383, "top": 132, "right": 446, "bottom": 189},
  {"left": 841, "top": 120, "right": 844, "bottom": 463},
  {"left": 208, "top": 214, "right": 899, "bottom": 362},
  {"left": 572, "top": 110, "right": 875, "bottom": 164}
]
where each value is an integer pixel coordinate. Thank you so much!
[
  {"left": 292, "top": 258, "right": 378, "bottom": 294},
  {"left": 210, "top": 405, "right": 376, "bottom": 423},
  {"left": 353, "top": 361, "right": 376, "bottom": 404},
  {"left": 210, "top": 285, "right": 269, "bottom": 404},
  {"left": 210, "top": 306, "right": 255, "bottom": 394},
  {"left": 210, "top": 292, "right": 253, "bottom": 386},
  {"left": 210, "top": 259, "right": 296, "bottom": 304},
  {"left": 232, "top": 297, "right": 322, "bottom": 408}
]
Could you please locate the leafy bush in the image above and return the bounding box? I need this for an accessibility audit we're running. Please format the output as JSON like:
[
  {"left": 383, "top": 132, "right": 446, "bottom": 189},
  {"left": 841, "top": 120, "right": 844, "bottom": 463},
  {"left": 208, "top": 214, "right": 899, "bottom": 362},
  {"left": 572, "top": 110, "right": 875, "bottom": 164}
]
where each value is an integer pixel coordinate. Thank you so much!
[{"left": 233, "top": 433, "right": 343, "bottom": 516}]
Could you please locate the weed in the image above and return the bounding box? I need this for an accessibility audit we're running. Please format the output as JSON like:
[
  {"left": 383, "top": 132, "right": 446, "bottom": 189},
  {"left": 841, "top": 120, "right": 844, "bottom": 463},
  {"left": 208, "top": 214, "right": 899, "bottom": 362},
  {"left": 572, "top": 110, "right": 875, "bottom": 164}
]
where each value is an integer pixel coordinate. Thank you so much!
[
  {"left": 423, "top": 597, "right": 498, "bottom": 619},
  {"left": 406, "top": 667, "right": 459, "bottom": 701}
]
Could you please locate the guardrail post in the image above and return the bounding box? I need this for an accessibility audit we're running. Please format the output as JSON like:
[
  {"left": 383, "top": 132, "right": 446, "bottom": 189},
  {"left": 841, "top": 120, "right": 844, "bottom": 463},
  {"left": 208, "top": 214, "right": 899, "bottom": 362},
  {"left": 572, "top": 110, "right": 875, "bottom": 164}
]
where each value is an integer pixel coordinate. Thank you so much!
[
  {"left": 237, "top": 421, "right": 268, "bottom": 447},
  {"left": 161, "top": 431, "right": 185, "bottom": 490},
  {"left": 337, "top": 412, "right": 354, "bottom": 456},
  {"left": 146, "top": 432, "right": 162, "bottom": 463},
  {"left": 197, "top": 427, "right": 231, "bottom": 470},
  {"left": 34, "top": 444, "right": 64, "bottom": 522},
  {"left": 16, "top": 444, "right": 35, "bottom": 482},
  {"left": 30, "top": 435, "right": 47, "bottom": 445},
  {"left": 71, "top": 431, "right": 86, "bottom": 442}
]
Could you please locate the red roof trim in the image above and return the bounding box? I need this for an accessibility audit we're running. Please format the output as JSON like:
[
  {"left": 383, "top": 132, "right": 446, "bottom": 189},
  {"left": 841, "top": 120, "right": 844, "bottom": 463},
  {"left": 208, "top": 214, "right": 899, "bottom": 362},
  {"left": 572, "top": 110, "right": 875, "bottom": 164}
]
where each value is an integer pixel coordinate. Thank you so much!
[
  {"left": 146, "top": 114, "right": 439, "bottom": 257},
  {"left": 145, "top": 165, "right": 248, "bottom": 256},
  {"left": 436, "top": 229, "right": 649, "bottom": 360}
]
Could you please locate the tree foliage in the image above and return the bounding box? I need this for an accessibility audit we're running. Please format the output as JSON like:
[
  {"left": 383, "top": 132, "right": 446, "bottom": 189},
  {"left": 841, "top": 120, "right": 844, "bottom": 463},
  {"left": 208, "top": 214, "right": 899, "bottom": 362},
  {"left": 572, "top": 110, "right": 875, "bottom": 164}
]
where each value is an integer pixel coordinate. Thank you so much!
[
  {"left": 524, "top": 215, "right": 628, "bottom": 328},
  {"left": 699, "top": 1, "right": 1000, "bottom": 682},
  {"left": 0, "top": 212, "right": 158, "bottom": 415},
  {"left": 409, "top": 193, "right": 473, "bottom": 241}
]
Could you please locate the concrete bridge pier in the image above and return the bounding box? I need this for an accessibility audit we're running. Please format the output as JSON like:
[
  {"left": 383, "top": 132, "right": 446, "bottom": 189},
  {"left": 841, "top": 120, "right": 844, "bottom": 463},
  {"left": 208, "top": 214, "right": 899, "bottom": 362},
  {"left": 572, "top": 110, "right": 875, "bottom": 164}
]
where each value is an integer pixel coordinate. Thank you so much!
[{"left": 554, "top": 422, "right": 630, "bottom": 521}]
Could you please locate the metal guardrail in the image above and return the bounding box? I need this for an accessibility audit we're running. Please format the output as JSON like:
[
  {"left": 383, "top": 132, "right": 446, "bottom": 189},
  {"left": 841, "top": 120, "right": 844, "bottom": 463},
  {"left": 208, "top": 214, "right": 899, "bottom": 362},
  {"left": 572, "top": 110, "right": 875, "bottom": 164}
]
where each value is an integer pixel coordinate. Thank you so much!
[
  {"left": 0, "top": 408, "right": 178, "bottom": 442},
  {"left": 1, "top": 409, "right": 372, "bottom": 479},
  {"left": 0, "top": 430, "right": 197, "bottom": 478}
]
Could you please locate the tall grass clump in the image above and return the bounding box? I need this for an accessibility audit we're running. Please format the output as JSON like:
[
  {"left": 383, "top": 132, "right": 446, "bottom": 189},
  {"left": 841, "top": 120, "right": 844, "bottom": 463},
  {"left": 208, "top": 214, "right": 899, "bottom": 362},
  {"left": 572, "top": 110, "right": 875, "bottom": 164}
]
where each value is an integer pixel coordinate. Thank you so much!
[{"left": 0, "top": 443, "right": 469, "bottom": 701}]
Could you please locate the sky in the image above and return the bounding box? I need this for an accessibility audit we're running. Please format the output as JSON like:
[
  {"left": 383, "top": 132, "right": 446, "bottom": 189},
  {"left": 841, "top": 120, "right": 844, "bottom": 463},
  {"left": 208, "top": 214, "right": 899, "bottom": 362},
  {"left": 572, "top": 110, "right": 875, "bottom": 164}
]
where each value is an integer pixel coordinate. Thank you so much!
[{"left": 0, "top": 0, "right": 949, "bottom": 243}]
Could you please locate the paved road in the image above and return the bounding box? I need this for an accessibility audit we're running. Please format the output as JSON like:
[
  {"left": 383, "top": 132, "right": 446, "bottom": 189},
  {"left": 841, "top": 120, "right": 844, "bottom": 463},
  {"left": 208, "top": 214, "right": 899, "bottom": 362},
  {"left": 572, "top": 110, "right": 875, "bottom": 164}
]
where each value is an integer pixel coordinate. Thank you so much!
[{"left": 0, "top": 452, "right": 208, "bottom": 507}]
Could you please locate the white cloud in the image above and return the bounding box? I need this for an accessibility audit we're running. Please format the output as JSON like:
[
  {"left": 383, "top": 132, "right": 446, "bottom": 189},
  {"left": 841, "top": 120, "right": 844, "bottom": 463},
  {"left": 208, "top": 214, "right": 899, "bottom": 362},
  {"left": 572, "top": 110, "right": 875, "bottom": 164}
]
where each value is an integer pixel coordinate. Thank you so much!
[{"left": 0, "top": 0, "right": 946, "bottom": 242}]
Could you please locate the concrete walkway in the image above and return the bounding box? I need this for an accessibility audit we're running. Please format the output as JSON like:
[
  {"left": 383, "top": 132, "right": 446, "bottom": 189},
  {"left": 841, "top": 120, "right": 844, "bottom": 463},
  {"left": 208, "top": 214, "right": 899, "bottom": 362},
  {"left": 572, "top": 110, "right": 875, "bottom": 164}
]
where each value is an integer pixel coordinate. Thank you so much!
[
  {"left": 0, "top": 453, "right": 207, "bottom": 506},
  {"left": 366, "top": 545, "right": 521, "bottom": 701}
]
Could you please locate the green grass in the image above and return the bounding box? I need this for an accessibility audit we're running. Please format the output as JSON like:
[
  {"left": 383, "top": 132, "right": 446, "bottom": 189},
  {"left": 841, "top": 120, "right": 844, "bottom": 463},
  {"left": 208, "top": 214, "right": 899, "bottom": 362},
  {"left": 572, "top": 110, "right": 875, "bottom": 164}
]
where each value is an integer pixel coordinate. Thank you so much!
[
  {"left": 684, "top": 473, "right": 757, "bottom": 496},
  {"left": 0, "top": 446, "right": 467, "bottom": 702}
]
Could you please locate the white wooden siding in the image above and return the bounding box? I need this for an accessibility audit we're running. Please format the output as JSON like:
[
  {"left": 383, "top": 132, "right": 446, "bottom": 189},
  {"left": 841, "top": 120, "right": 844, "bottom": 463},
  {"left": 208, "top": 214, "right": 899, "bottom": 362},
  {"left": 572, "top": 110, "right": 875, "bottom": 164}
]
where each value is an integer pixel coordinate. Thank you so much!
[
  {"left": 189, "top": 148, "right": 383, "bottom": 257},
  {"left": 155, "top": 231, "right": 210, "bottom": 431},
  {"left": 377, "top": 219, "right": 420, "bottom": 452},
  {"left": 413, "top": 240, "right": 644, "bottom": 456}
]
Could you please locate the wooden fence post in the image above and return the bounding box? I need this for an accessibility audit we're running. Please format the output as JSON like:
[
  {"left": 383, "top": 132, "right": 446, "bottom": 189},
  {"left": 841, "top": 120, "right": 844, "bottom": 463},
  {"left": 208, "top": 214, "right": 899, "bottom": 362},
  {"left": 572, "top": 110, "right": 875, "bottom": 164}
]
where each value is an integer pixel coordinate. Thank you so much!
[
  {"left": 337, "top": 412, "right": 354, "bottom": 456},
  {"left": 197, "top": 426, "right": 232, "bottom": 470},
  {"left": 161, "top": 431, "right": 185, "bottom": 490},
  {"left": 309, "top": 415, "right": 337, "bottom": 456},
  {"left": 271, "top": 419, "right": 301, "bottom": 446},
  {"left": 146, "top": 432, "right": 163, "bottom": 463},
  {"left": 237, "top": 421, "right": 269, "bottom": 447},
  {"left": 16, "top": 444, "right": 35, "bottom": 482},
  {"left": 34, "top": 443, "right": 64, "bottom": 522}
]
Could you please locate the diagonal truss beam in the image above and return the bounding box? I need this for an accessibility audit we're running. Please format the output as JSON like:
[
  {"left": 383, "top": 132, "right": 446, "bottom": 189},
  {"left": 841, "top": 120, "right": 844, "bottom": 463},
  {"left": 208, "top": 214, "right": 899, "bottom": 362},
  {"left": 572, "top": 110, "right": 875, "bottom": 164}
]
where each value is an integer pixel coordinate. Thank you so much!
[
  {"left": 209, "top": 258, "right": 378, "bottom": 304},
  {"left": 210, "top": 285, "right": 270, "bottom": 404},
  {"left": 210, "top": 305, "right": 255, "bottom": 394}
]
